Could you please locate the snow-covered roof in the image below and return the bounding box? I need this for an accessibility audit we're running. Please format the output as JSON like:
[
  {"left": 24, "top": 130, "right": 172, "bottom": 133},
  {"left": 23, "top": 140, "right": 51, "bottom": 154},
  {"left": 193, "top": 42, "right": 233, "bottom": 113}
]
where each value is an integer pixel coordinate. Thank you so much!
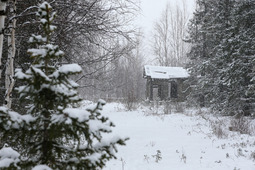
[{"left": 144, "top": 65, "right": 189, "bottom": 79}]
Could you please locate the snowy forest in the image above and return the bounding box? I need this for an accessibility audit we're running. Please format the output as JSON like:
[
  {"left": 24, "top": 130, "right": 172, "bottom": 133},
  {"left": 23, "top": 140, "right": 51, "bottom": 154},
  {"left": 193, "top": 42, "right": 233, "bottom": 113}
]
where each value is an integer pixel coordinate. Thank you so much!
[
  {"left": 0, "top": 0, "right": 255, "bottom": 169},
  {"left": 187, "top": 0, "right": 255, "bottom": 117}
]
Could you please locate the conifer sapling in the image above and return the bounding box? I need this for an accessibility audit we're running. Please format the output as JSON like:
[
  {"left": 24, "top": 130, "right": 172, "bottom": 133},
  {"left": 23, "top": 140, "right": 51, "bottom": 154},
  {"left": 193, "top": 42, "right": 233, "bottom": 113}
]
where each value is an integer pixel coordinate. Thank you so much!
[{"left": 0, "top": 1, "right": 128, "bottom": 169}]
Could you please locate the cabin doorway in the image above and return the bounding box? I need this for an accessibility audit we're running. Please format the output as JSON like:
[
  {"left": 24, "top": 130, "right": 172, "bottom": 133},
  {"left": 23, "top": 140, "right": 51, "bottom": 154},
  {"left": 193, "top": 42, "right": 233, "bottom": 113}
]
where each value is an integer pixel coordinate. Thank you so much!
[
  {"left": 169, "top": 81, "right": 178, "bottom": 98},
  {"left": 153, "top": 86, "right": 159, "bottom": 100}
]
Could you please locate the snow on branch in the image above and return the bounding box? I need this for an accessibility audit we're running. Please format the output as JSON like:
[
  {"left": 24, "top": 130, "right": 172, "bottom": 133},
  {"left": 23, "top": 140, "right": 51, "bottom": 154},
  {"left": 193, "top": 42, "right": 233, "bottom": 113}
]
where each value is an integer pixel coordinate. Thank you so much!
[
  {"left": 0, "top": 106, "right": 36, "bottom": 129},
  {"left": 58, "top": 64, "right": 82, "bottom": 75},
  {"left": 0, "top": 145, "right": 20, "bottom": 168},
  {"left": 32, "top": 165, "right": 52, "bottom": 170}
]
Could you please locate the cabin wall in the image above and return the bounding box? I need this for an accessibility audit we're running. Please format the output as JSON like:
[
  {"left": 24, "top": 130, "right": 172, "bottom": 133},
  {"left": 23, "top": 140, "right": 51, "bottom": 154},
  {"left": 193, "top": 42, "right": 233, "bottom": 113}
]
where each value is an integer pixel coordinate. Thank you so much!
[{"left": 145, "top": 77, "right": 188, "bottom": 101}]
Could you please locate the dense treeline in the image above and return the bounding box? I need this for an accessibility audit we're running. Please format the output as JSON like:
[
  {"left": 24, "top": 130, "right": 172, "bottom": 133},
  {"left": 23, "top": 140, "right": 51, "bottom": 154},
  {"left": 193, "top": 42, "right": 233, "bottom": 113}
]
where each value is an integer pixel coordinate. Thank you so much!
[{"left": 187, "top": 0, "right": 255, "bottom": 116}]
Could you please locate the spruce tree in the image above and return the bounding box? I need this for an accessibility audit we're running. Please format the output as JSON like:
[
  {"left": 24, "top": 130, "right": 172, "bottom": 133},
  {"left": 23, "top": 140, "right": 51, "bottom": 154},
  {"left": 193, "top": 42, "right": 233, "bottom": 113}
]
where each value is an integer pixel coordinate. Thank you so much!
[
  {"left": 219, "top": 0, "right": 255, "bottom": 116},
  {"left": 186, "top": 0, "right": 224, "bottom": 107},
  {"left": 0, "top": 1, "right": 128, "bottom": 169}
]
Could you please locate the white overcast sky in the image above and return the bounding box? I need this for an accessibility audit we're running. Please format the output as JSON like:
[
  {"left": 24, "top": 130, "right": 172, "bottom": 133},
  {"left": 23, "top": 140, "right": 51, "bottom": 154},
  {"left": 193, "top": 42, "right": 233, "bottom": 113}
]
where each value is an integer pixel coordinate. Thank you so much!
[
  {"left": 137, "top": 0, "right": 196, "bottom": 33},
  {"left": 136, "top": 0, "right": 196, "bottom": 63}
]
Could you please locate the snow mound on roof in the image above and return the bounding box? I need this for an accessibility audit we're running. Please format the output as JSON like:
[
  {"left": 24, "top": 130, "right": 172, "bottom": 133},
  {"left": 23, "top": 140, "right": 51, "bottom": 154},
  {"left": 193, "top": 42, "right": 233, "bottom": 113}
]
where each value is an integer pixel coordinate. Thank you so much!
[{"left": 144, "top": 65, "right": 189, "bottom": 79}]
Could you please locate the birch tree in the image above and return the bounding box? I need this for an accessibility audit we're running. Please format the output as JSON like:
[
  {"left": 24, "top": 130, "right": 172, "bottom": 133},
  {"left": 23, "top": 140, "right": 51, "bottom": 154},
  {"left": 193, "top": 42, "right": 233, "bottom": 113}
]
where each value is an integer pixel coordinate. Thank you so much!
[
  {"left": 5, "top": 0, "right": 16, "bottom": 108},
  {"left": 153, "top": 1, "right": 190, "bottom": 67}
]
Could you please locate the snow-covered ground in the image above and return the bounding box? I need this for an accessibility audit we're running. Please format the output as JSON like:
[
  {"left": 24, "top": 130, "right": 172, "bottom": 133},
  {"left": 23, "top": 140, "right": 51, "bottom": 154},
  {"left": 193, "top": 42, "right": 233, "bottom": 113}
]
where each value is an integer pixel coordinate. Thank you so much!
[{"left": 81, "top": 101, "right": 255, "bottom": 170}]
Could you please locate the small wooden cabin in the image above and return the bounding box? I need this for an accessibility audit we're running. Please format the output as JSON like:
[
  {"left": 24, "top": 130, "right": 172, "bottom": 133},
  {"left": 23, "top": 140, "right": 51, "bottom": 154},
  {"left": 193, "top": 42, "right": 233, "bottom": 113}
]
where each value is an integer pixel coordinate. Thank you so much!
[{"left": 143, "top": 65, "right": 189, "bottom": 101}]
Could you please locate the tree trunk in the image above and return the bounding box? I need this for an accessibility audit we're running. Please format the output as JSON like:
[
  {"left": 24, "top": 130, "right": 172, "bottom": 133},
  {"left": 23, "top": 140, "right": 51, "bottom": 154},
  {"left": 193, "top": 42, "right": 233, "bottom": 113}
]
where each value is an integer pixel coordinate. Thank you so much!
[
  {"left": 0, "top": 1, "right": 6, "bottom": 84},
  {"left": 5, "top": 0, "right": 16, "bottom": 108}
]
